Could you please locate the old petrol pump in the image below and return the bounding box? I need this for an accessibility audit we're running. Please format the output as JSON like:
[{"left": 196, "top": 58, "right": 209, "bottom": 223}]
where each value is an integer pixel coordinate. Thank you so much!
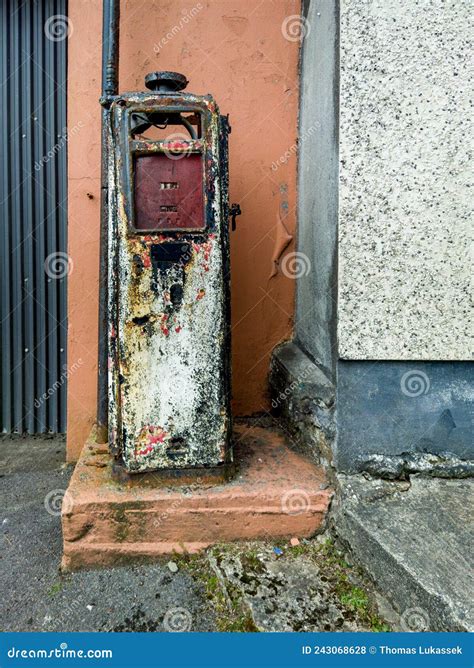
[{"left": 105, "top": 71, "right": 238, "bottom": 473}]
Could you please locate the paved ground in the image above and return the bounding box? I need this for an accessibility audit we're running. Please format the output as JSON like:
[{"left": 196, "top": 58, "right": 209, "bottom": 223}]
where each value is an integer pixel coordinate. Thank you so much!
[
  {"left": 0, "top": 437, "right": 392, "bottom": 633},
  {"left": 0, "top": 437, "right": 216, "bottom": 632}
]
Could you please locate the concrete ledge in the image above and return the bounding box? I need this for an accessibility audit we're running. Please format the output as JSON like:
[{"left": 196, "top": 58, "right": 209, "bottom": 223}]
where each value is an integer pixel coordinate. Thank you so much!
[
  {"left": 269, "top": 341, "right": 335, "bottom": 465},
  {"left": 334, "top": 475, "right": 474, "bottom": 632},
  {"left": 62, "top": 425, "right": 333, "bottom": 570}
]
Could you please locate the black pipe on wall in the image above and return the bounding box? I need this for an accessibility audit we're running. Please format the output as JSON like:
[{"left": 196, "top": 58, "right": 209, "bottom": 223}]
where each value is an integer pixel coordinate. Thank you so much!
[{"left": 97, "top": 0, "right": 120, "bottom": 442}]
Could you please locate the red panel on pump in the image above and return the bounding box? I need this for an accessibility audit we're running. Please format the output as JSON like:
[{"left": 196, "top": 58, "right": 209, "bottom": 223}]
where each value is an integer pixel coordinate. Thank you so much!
[{"left": 134, "top": 153, "right": 205, "bottom": 231}]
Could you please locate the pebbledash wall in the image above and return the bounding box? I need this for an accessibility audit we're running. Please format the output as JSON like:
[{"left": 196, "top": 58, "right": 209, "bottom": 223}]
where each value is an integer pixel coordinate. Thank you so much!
[{"left": 273, "top": 0, "right": 473, "bottom": 473}]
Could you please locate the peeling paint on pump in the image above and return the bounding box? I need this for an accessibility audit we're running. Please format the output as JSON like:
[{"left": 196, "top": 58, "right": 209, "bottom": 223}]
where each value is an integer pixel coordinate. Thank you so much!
[{"left": 107, "top": 76, "right": 232, "bottom": 473}]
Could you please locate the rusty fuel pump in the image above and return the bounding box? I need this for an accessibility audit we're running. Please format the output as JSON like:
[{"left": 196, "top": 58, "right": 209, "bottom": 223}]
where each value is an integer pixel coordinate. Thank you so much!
[{"left": 105, "top": 71, "right": 238, "bottom": 473}]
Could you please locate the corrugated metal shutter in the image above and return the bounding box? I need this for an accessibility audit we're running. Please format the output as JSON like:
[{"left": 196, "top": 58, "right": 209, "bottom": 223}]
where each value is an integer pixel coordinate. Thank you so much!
[{"left": 0, "top": 0, "right": 68, "bottom": 433}]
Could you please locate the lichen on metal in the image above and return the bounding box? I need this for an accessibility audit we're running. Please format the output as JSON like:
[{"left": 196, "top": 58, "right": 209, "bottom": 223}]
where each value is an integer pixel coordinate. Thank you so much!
[{"left": 106, "top": 77, "right": 232, "bottom": 473}]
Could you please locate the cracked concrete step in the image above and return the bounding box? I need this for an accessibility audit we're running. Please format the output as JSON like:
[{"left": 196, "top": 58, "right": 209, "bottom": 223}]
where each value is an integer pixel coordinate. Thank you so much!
[{"left": 335, "top": 475, "right": 474, "bottom": 632}]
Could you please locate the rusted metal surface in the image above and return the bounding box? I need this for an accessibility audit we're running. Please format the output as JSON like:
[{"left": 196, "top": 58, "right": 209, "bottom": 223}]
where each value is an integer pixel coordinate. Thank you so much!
[{"left": 107, "top": 81, "right": 232, "bottom": 473}]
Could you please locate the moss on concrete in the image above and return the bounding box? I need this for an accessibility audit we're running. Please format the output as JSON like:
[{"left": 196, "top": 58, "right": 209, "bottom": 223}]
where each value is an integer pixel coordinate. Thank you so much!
[
  {"left": 174, "top": 551, "right": 259, "bottom": 632},
  {"left": 173, "top": 537, "right": 389, "bottom": 632},
  {"left": 286, "top": 537, "right": 391, "bottom": 632}
]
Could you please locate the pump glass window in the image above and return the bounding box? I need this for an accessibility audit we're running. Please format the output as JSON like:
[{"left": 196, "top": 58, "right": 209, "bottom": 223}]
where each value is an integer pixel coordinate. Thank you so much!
[{"left": 134, "top": 153, "right": 204, "bottom": 231}]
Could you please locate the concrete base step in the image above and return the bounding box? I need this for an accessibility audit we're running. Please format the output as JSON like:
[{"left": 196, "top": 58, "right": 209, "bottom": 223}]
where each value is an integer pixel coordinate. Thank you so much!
[{"left": 62, "top": 425, "right": 333, "bottom": 570}]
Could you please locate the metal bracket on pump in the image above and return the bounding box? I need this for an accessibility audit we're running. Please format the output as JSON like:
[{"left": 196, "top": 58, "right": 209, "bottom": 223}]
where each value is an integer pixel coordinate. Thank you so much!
[{"left": 230, "top": 203, "right": 241, "bottom": 231}]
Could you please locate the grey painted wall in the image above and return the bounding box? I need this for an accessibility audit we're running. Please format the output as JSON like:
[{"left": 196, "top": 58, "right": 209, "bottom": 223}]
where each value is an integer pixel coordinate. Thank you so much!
[
  {"left": 336, "top": 361, "right": 473, "bottom": 471},
  {"left": 295, "top": 0, "right": 339, "bottom": 380}
]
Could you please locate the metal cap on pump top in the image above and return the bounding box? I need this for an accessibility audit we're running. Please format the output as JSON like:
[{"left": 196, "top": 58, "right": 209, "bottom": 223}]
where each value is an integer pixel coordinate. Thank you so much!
[
  {"left": 144, "top": 71, "right": 189, "bottom": 93},
  {"left": 130, "top": 72, "right": 193, "bottom": 135}
]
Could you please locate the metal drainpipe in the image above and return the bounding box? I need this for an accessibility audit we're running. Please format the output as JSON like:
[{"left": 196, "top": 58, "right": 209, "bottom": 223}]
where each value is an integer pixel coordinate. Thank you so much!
[{"left": 97, "top": 0, "right": 120, "bottom": 443}]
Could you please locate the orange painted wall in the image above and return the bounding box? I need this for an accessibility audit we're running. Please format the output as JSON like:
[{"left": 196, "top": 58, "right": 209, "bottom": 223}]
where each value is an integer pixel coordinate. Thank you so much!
[{"left": 67, "top": 0, "right": 300, "bottom": 460}]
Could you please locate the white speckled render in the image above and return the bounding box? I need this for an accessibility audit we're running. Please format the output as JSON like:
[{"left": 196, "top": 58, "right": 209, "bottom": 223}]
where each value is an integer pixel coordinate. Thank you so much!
[{"left": 338, "top": 0, "right": 472, "bottom": 360}]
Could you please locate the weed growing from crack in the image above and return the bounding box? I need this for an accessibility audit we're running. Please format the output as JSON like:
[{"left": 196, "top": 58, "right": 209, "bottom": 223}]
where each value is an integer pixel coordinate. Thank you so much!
[
  {"left": 173, "top": 551, "right": 258, "bottom": 632},
  {"left": 286, "top": 538, "right": 391, "bottom": 632},
  {"left": 47, "top": 581, "right": 63, "bottom": 598}
]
